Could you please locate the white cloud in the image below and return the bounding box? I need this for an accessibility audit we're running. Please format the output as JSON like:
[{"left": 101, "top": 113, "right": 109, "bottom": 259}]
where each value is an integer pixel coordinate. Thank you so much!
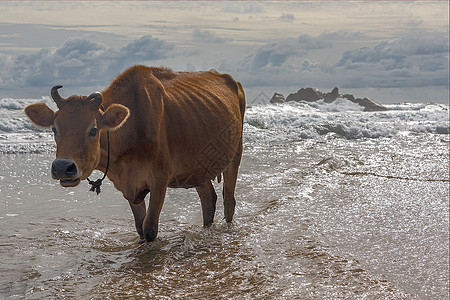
[
  {"left": 297, "top": 34, "right": 333, "bottom": 50},
  {"left": 218, "top": 29, "right": 448, "bottom": 104},
  {"left": 191, "top": 29, "right": 233, "bottom": 44},
  {"left": 301, "top": 59, "right": 320, "bottom": 72},
  {"left": 240, "top": 31, "right": 371, "bottom": 72},
  {"left": 244, "top": 41, "right": 301, "bottom": 70},
  {"left": 0, "top": 23, "right": 125, "bottom": 56},
  {"left": 56, "top": 38, "right": 107, "bottom": 58},
  {"left": 336, "top": 30, "right": 449, "bottom": 88},
  {"left": 241, "top": 33, "right": 339, "bottom": 71},
  {"left": 0, "top": 35, "right": 174, "bottom": 90},
  {"left": 337, "top": 31, "right": 448, "bottom": 66},
  {"left": 0, "top": 26, "right": 447, "bottom": 104},
  {"left": 119, "top": 35, "right": 173, "bottom": 61}
]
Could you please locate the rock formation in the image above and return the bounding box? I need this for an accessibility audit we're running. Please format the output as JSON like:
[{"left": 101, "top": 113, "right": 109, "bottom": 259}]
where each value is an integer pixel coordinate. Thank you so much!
[
  {"left": 349, "top": 97, "right": 387, "bottom": 112},
  {"left": 324, "top": 87, "right": 339, "bottom": 103},
  {"left": 285, "top": 87, "right": 322, "bottom": 102},
  {"left": 269, "top": 92, "right": 285, "bottom": 104},
  {"left": 272, "top": 87, "right": 387, "bottom": 112}
]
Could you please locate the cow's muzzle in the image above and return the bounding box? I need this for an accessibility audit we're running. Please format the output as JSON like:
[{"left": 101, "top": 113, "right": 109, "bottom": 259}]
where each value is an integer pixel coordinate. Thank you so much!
[{"left": 51, "top": 158, "right": 81, "bottom": 187}]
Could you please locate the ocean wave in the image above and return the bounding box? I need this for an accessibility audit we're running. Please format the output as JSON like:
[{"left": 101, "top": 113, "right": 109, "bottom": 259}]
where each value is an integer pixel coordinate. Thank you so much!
[
  {"left": 0, "top": 96, "right": 54, "bottom": 111},
  {"left": 0, "top": 97, "right": 56, "bottom": 134},
  {"left": 0, "top": 97, "right": 448, "bottom": 153},
  {"left": 0, "top": 117, "right": 39, "bottom": 133},
  {"left": 244, "top": 101, "right": 449, "bottom": 143}
]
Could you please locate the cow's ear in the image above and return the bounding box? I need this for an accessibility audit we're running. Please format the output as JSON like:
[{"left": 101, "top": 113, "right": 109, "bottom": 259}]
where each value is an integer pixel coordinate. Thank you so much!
[
  {"left": 100, "top": 104, "right": 130, "bottom": 130},
  {"left": 24, "top": 103, "right": 55, "bottom": 127}
]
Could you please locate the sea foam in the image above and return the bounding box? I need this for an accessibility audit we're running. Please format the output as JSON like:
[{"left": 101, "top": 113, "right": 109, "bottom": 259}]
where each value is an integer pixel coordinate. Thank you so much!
[
  {"left": 0, "top": 96, "right": 448, "bottom": 153},
  {"left": 244, "top": 100, "right": 449, "bottom": 144}
]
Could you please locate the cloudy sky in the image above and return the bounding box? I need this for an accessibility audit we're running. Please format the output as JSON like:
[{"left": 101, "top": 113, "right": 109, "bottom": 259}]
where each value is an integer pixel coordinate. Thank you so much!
[{"left": 0, "top": 1, "right": 448, "bottom": 104}]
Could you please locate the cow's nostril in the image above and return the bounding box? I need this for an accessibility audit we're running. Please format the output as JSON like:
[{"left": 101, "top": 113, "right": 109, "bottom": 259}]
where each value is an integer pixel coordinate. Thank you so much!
[{"left": 66, "top": 162, "right": 77, "bottom": 176}]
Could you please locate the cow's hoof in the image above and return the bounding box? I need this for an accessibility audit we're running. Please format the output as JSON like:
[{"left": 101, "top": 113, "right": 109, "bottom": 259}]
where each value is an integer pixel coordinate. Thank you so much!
[
  {"left": 138, "top": 237, "right": 146, "bottom": 244},
  {"left": 144, "top": 229, "right": 157, "bottom": 242}
]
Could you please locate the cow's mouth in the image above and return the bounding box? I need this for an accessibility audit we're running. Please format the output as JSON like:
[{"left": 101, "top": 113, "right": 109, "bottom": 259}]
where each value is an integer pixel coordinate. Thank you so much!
[{"left": 60, "top": 178, "right": 81, "bottom": 187}]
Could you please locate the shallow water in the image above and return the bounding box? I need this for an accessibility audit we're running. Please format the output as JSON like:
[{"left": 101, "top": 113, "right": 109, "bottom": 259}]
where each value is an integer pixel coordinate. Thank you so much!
[
  {"left": 1, "top": 100, "right": 449, "bottom": 299},
  {"left": 1, "top": 132, "right": 448, "bottom": 299}
]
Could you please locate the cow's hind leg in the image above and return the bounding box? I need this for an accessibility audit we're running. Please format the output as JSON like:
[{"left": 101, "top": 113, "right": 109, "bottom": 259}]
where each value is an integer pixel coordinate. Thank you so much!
[
  {"left": 196, "top": 181, "right": 217, "bottom": 227},
  {"left": 223, "top": 139, "right": 243, "bottom": 223}
]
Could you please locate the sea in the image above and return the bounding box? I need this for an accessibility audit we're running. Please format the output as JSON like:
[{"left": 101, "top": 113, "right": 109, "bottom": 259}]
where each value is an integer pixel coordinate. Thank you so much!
[{"left": 0, "top": 96, "right": 448, "bottom": 299}]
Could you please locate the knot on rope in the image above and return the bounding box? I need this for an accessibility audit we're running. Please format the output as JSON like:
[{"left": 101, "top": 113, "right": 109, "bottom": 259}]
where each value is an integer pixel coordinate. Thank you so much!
[{"left": 88, "top": 178, "right": 103, "bottom": 195}]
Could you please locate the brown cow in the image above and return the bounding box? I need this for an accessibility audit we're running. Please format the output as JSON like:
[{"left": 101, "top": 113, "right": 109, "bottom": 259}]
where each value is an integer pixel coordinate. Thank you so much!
[{"left": 24, "top": 65, "right": 245, "bottom": 242}]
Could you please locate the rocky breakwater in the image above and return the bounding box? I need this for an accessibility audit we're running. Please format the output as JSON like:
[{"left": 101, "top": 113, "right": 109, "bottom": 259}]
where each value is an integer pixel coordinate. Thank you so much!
[{"left": 270, "top": 87, "right": 388, "bottom": 112}]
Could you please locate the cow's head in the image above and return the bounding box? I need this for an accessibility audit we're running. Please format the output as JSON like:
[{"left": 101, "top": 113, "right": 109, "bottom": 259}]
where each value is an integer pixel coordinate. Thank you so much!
[{"left": 24, "top": 86, "right": 130, "bottom": 187}]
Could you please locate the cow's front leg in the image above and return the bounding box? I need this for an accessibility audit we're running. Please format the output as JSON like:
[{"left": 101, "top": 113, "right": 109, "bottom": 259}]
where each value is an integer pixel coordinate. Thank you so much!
[
  {"left": 128, "top": 200, "right": 146, "bottom": 243},
  {"left": 143, "top": 181, "right": 168, "bottom": 242}
]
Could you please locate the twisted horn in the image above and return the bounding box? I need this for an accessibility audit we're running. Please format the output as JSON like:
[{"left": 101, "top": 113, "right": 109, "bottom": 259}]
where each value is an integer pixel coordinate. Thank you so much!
[
  {"left": 85, "top": 91, "right": 103, "bottom": 102},
  {"left": 51, "top": 85, "right": 64, "bottom": 107},
  {"left": 85, "top": 91, "right": 103, "bottom": 109}
]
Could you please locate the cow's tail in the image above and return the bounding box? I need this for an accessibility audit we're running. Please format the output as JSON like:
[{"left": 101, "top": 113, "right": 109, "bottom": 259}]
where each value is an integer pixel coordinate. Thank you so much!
[
  {"left": 236, "top": 81, "right": 246, "bottom": 123},
  {"left": 217, "top": 76, "right": 245, "bottom": 185},
  {"left": 235, "top": 81, "right": 245, "bottom": 161}
]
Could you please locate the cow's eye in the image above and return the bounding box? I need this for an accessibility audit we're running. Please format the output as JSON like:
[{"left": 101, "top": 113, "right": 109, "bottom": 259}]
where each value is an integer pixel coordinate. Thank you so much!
[
  {"left": 52, "top": 127, "right": 58, "bottom": 136},
  {"left": 89, "top": 127, "right": 98, "bottom": 137}
]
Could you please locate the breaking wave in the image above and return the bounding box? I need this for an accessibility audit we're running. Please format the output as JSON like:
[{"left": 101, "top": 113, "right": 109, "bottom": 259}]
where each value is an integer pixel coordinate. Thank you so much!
[
  {"left": 0, "top": 96, "right": 448, "bottom": 153},
  {"left": 244, "top": 100, "right": 449, "bottom": 144}
]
